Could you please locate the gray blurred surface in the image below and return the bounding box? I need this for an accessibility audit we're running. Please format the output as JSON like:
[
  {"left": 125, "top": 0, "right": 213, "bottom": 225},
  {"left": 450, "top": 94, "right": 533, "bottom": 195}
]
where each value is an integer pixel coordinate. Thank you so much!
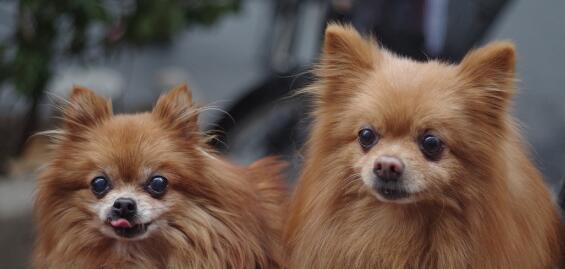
[
  {"left": 0, "top": 0, "right": 564, "bottom": 268},
  {"left": 0, "top": 176, "right": 33, "bottom": 269},
  {"left": 486, "top": 0, "right": 565, "bottom": 191}
]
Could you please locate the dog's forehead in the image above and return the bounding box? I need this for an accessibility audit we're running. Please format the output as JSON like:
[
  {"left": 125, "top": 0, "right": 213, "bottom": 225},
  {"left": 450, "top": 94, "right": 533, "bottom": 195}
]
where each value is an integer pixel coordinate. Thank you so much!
[
  {"left": 84, "top": 114, "right": 179, "bottom": 178},
  {"left": 96, "top": 116, "right": 165, "bottom": 148},
  {"left": 376, "top": 57, "right": 458, "bottom": 93},
  {"left": 350, "top": 61, "right": 463, "bottom": 135}
]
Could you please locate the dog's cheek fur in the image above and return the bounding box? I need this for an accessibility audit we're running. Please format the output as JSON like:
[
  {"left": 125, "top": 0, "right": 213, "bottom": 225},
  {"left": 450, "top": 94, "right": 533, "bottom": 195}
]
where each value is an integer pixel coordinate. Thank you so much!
[{"left": 33, "top": 164, "right": 106, "bottom": 268}]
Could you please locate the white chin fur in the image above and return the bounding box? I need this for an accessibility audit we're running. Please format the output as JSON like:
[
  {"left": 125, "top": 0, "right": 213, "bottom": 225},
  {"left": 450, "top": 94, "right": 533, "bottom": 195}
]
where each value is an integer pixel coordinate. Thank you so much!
[{"left": 359, "top": 162, "right": 423, "bottom": 204}]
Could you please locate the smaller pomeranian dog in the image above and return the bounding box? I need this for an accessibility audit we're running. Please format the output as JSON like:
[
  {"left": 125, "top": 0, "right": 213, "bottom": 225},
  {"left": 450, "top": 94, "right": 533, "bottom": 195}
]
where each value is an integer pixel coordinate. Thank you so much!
[
  {"left": 284, "top": 24, "right": 562, "bottom": 268},
  {"left": 33, "top": 84, "right": 287, "bottom": 269}
]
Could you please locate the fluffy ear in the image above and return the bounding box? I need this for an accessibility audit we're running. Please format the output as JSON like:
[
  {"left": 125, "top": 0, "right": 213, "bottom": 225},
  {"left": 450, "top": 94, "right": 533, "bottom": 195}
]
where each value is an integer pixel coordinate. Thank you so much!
[
  {"left": 63, "top": 86, "right": 112, "bottom": 133},
  {"left": 152, "top": 84, "right": 198, "bottom": 136},
  {"left": 316, "top": 23, "right": 378, "bottom": 102},
  {"left": 458, "top": 42, "right": 516, "bottom": 113}
]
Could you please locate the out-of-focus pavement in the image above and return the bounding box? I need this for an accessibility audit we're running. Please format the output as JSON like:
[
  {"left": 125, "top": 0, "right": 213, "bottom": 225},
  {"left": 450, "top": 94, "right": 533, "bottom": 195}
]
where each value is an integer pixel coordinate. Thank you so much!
[
  {"left": 0, "top": 0, "right": 564, "bottom": 268},
  {"left": 0, "top": 176, "right": 34, "bottom": 269}
]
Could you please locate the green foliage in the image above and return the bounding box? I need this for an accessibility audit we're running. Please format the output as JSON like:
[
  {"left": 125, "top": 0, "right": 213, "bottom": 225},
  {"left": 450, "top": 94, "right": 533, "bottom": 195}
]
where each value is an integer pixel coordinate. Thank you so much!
[
  {"left": 12, "top": 46, "right": 51, "bottom": 98},
  {"left": 0, "top": 0, "right": 241, "bottom": 99},
  {"left": 109, "top": 0, "right": 242, "bottom": 46}
]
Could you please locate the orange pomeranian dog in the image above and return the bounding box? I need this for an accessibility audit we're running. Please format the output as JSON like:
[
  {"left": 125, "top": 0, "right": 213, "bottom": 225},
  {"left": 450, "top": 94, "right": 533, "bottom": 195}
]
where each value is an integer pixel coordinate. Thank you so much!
[
  {"left": 284, "top": 24, "right": 562, "bottom": 268},
  {"left": 33, "top": 84, "right": 287, "bottom": 269}
]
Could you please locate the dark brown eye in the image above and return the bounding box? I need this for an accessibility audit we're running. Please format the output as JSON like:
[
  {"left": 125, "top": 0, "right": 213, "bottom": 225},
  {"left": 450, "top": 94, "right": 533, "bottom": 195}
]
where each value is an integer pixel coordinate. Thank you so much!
[
  {"left": 91, "top": 176, "right": 110, "bottom": 197},
  {"left": 420, "top": 134, "right": 443, "bottom": 160},
  {"left": 358, "top": 128, "right": 378, "bottom": 149},
  {"left": 145, "top": 176, "right": 168, "bottom": 198}
]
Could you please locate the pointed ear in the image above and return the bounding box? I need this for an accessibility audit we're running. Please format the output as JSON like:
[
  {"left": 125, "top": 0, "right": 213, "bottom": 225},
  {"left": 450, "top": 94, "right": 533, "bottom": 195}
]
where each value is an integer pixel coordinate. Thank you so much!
[
  {"left": 63, "top": 86, "right": 112, "bottom": 133},
  {"left": 458, "top": 42, "right": 516, "bottom": 109},
  {"left": 152, "top": 84, "right": 198, "bottom": 136},
  {"left": 315, "top": 23, "right": 378, "bottom": 102},
  {"left": 321, "top": 23, "right": 377, "bottom": 73}
]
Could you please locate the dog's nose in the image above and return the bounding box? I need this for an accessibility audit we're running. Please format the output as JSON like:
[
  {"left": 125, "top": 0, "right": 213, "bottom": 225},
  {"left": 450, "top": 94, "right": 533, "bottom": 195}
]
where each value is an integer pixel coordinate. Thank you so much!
[
  {"left": 112, "top": 198, "right": 137, "bottom": 218},
  {"left": 373, "top": 156, "right": 404, "bottom": 182}
]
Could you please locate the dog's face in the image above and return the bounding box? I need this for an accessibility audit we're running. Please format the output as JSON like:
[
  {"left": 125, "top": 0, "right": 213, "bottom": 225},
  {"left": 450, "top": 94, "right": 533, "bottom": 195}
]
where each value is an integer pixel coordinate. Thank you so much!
[
  {"left": 80, "top": 115, "right": 188, "bottom": 241},
  {"left": 44, "top": 85, "right": 206, "bottom": 241},
  {"left": 314, "top": 25, "right": 515, "bottom": 204},
  {"left": 348, "top": 65, "right": 464, "bottom": 204}
]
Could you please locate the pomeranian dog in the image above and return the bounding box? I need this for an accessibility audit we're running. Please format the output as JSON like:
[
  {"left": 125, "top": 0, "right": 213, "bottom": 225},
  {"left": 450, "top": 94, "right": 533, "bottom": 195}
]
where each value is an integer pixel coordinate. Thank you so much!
[
  {"left": 33, "top": 84, "right": 287, "bottom": 269},
  {"left": 284, "top": 24, "right": 562, "bottom": 268}
]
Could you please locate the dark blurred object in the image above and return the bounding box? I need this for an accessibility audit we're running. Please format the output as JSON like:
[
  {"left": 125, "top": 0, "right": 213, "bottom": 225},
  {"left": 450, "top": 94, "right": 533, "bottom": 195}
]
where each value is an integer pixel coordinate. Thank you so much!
[
  {"left": 0, "top": 0, "right": 240, "bottom": 168},
  {"left": 329, "top": 0, "right": 510, "bottom": 61},
  {"left": 262, "top": 0, "right": 303, "bottom": 73},
  {"left": 330, "top": 0, "right": 427, "bottom": 60},
  {"left": 211, "top": 67, "right": 312, "bottom": 180}
]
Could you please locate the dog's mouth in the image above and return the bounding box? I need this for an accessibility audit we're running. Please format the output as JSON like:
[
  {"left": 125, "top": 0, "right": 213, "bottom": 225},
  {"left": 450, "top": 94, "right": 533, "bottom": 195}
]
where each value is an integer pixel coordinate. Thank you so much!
[
  {"left": 106, "top": 218, "right": 151, "bottom": 238},
  {"left": 373, "top": 181, "right": 411, "bottom": 201},
  {"left": 376, "top": 186, "right": 409, "bottom": 200}
]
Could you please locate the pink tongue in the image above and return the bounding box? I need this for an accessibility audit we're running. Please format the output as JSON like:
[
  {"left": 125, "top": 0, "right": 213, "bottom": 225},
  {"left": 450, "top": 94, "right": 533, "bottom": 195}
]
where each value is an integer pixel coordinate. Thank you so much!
[{"left": 110, "top": 219, "right": 133, "bottom": 228}]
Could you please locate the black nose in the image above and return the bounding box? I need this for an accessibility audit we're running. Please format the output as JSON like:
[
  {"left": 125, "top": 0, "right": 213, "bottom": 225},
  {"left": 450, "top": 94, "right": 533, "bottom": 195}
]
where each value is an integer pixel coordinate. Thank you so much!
[
  {"left": 373, "top": 156, "right": 404, "bottom": 182},
  {"left": 112, "top": 198, "right": 137, "bottom": 219}
]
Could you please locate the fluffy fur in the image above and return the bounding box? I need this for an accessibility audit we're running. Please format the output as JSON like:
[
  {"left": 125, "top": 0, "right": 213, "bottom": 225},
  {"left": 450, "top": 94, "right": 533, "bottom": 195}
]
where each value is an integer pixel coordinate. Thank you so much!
[
  {"left": 33, "top": 84, "right": 287, "bottom": 269},
  {"left": 284, "top": 24, "right": 562, "bottom": 268}
]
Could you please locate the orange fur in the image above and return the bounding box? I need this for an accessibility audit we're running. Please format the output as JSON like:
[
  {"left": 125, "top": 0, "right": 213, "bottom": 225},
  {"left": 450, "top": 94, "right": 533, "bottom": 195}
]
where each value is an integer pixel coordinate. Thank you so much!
[
  {"left": 284, "top": 24, "right": 562, "bottom": 269},
  {"left": 33, "top": 84, "right": 287, "bottom": 269}
]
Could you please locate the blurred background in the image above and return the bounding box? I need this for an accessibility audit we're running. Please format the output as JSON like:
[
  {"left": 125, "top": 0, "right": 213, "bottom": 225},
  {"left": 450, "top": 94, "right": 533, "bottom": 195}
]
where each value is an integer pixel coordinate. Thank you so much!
[{"left": 0, "top": 0, "right": 564, "bottom": 267}]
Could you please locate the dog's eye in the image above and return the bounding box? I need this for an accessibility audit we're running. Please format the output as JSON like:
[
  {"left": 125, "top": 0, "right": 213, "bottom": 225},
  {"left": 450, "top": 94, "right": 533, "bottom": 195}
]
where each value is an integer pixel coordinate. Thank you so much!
[
  {"left": 146, "top": 176, "right": 168, "bottom": 197},
  {"left": 358, "top": 128, "right": 378, "bottom": 149},
  {"left": 91, "top": 176, "right": 110, "bottom": 197},
  {"left": 420, "top": 134, "right": 443, "bottom": 160}
]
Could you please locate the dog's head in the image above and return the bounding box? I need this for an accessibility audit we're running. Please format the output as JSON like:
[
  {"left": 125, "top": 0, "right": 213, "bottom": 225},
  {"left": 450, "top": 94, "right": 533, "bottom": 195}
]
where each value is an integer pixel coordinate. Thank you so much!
[
  {"left": 311, "top": 24, "right": 516, "bottom": 204},
  {"left": 37, "top": 84, "right": 216, "bottom": 241}
]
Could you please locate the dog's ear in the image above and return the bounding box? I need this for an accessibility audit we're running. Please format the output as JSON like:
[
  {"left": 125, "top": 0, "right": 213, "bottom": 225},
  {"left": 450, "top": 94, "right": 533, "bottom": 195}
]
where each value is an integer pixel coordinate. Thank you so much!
[
  {"left": 459, "top": 42, "right": 516, "bottom": 111},
  {"left": 316, "top": 23, "right": 378, "bottom": 103},
  {"left": 153, "top": 83, "right": 198, "bottom": 136},
  {"left": 64, "top": 86, "right": 112, "bottom": 133}
]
